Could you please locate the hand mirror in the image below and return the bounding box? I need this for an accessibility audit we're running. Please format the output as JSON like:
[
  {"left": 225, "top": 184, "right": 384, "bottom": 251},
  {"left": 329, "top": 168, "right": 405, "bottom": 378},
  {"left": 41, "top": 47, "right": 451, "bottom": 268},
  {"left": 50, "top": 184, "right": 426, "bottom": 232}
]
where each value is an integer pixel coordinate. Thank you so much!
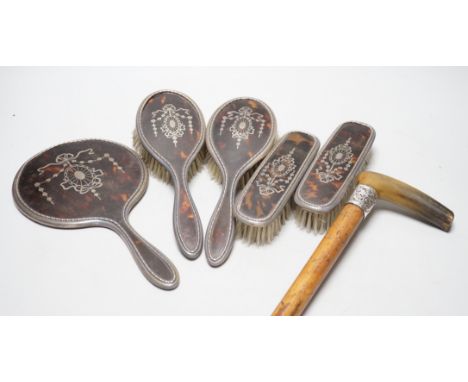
[{"left": 12, "top": 139, "right": 179, "bottom": 290}]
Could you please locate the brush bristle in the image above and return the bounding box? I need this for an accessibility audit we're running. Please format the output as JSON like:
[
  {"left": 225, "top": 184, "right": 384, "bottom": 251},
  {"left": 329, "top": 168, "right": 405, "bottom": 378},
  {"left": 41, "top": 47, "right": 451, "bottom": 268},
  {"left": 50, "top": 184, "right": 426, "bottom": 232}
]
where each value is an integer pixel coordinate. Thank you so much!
[
  {"left": 206, "top": 152, "right": 223, "bottom": 184},
  {"left": 236, "top": 201, "right": 293, "bottom": 245},
  {"left": 294, "top": 162, "right": 368, "bottom": 233},
  {"left": 238, "top": 167, "right": 257, "bottom": 190},
  {"left": 133, "top": 129, "right": 206, "bottom": 184},
  {"left": 205, "top": 150, "right": 259, "bottom": 190},
  {"left": 186, "top": 146, "right": 207, "bottom": 181}
]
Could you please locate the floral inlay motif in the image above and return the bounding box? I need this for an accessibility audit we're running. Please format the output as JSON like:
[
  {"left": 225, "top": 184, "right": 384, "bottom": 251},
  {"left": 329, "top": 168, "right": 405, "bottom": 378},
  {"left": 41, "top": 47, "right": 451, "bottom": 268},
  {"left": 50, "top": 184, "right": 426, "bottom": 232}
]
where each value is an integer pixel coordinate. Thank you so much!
[
  {"left": 219, "top": 106, "right": 265, "bottom": 149},
  {"left": 34, "top": 148, "right": 125, "bottom": 204},
  {"left": 316, "top": 138, "right": 354, "bottom": 183},
  {"left": 150, "top": 104, "right": 193, "bottom": 147},
  {"left": 256, "top": 149, "right": 296, "bottom": 196}
]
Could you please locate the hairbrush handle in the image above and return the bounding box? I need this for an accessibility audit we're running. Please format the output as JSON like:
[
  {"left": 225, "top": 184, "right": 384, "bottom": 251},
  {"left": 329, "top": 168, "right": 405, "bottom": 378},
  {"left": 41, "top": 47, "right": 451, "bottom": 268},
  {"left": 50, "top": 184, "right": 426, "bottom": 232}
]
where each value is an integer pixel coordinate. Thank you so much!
[
  {"left": 273, "top": 203, "right": 364, "bottom": 316},
  {"left": 205, "top": 180, "right": 236, "bottom": 267},
  {"left": 172, "top": 176, "right": 203, "bottom": 260},
  {"left": 114, "top": 219, "right": 179, "bottom": 290}
]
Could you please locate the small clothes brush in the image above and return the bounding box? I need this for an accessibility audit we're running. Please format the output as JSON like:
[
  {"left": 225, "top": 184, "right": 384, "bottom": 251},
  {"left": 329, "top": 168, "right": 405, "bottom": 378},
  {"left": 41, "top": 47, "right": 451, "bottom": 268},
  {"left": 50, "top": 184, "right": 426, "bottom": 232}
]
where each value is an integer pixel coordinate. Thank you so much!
[
  {"left": 234, "top": 132, "right": 320, "bottom": 245},
  {"left": 294, "top": 121, "right": 375, "bottom": 233},
  {"left": 205, "top": 97, "right": 277, "bottom": 267},
  {"left": 134, "top": 90, "right": 205, "bottom": 260}
]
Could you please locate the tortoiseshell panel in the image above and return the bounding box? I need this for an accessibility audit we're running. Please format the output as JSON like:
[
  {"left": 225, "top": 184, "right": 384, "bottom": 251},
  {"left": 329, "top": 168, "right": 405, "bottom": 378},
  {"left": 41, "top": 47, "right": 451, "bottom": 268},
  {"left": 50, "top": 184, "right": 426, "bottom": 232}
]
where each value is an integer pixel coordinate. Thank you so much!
[
  {"left": 295, "top": 122, "right": 375, "bottom": 213},
  {"left": 235, "top": 132, "right": 320, "bottom": 226},
  {"left": 15, "top": 140, "right": 144, "bottom": 221},
  {"left": 208, "top": 98, "right": 275, "bottom": 168},
  {"left": 137, "top": 91, "right": 204, "bottom": 169}
]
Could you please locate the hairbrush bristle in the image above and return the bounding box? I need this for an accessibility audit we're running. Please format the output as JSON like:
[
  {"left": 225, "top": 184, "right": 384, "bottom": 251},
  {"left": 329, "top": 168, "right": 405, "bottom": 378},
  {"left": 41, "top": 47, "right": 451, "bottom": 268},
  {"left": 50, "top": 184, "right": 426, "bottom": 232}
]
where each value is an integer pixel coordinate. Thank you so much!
[
  {"left": 237, "top": 167, "right": 257, "bottom": 190},
  {"left": 294, "top": 162, "right": 367, "bottom": 233},
  {"left": 133, "top": 129, "right": 205, "bottom": 184},
  {"left": 186, "top": 146, "right": 207, "bottom": 181},
  {"left": 205, "top": 150, "right": 259, "bottom": 190},
  {"left": 206, "top": 151, "right": 223, "bottom": 184},
  {"left": 294, "top": 193, "right": 349, "bottom": 234},
  {"left": 237, "top": 201, "right": 293, "bottom": 245}
]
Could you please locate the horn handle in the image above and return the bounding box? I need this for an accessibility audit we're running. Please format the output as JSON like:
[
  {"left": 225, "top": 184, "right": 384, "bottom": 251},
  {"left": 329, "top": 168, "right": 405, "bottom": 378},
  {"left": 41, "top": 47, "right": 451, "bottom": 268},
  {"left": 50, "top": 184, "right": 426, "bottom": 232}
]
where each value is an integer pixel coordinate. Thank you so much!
[
  {"left": 358, "top": 171, "right": 454, "bottom": 232},
  {"left": 272, "top": 203, "right": 364, "bottom": 316}
]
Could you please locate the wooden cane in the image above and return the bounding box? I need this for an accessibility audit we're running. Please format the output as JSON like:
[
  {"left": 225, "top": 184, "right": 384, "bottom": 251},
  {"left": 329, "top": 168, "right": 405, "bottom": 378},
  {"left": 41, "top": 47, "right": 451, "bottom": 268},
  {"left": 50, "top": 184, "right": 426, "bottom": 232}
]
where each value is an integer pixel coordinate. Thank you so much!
[{"left": 272, "top": 171, "right": 454, "bottom": 316}]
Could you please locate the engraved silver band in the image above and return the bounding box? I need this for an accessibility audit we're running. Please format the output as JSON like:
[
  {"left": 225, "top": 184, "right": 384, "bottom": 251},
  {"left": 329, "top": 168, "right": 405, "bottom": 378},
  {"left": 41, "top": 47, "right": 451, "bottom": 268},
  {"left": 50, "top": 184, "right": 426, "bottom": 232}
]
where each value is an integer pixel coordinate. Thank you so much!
[{"left": 347, "top": 184, "right": 377, "bottom": 218}]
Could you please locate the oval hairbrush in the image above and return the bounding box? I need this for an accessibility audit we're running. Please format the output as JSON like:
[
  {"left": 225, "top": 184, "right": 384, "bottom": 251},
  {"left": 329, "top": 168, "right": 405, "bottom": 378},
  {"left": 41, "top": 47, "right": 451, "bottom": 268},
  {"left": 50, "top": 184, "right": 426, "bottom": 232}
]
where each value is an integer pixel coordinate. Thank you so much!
[
  {"left": 12, "top": 139, "right": 179, "bottom": 290},
  {"left": 205, "top": 97, "right": 277, "bottom": 267},
  {"left": 234, "top": 132, "right": 320, "bottom": 245},
  {"left": 134, "top": 90, "right": 205, "bottom": 260}
]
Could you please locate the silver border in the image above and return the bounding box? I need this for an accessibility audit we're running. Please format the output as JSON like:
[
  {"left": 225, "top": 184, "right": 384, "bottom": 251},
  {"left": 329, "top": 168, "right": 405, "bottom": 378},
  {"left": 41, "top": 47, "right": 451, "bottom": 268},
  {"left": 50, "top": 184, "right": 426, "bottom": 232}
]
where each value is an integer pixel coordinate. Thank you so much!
[
  {"left": 234, "top": 131, "right": 320, "bottom": 227},
  {"left": 294, "top": 121, "right": 376, "bottom": 214}
]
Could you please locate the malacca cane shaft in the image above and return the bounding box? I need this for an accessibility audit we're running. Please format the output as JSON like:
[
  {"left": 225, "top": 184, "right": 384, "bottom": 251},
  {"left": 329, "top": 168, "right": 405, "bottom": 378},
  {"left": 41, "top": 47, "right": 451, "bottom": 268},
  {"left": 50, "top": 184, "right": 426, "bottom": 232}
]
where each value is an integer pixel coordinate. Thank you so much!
[{"left": 272, "top": 203, "right": 364, "bottom": 316}]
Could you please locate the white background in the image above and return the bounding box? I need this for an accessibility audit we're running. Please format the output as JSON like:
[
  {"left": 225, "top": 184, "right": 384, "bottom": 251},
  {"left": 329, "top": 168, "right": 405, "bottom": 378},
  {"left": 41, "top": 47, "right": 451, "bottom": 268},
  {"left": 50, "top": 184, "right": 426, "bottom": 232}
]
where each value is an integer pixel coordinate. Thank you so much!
[
  {"left": 2, "top": 0, "right": 468, "bottom": 380},
  {"left": 0, "top": 67, "right": 466, "bottom": 315}
]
